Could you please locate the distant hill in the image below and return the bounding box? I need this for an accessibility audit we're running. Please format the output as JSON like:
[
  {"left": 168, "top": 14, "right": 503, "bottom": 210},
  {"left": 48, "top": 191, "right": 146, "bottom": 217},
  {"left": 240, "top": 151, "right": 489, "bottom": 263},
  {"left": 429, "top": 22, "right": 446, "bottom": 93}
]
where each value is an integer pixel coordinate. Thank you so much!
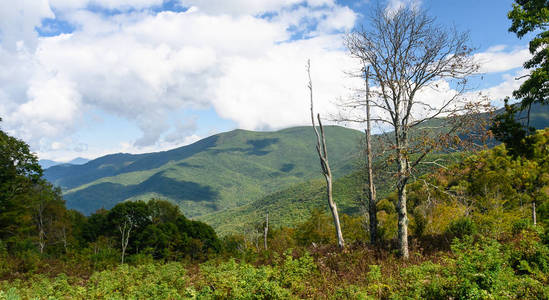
[
  {"left": 39, "top": 159, "right": 62, "bottom": 169},
  {"left": 44, "top": 126, "right": 363, "bottom": 216},
  {"left": 68, "top": 157, "right": 90, "bottom": 165},
  {"left": 39, "top": 157, "right": 90, "bottom": 169}
]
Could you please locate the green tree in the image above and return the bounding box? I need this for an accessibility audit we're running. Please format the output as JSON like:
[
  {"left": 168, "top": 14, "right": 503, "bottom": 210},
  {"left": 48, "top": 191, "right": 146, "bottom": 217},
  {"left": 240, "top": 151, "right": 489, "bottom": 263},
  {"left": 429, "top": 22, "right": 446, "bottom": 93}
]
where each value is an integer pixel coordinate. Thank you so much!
[
  {"left": 0, "top": 118, "right": 43, "bottom": 242},
  {"left": 108, "top": 201, "right": 150, "bottom": 264},
  {"left": 508, "top": 0, "right": 549, "bottom": 120},
  {"left": 490, "top": 98, "right": 535, "bottom": 156},
  {"left": 147, "top": 198, "right": 180, "bottom": 225}
]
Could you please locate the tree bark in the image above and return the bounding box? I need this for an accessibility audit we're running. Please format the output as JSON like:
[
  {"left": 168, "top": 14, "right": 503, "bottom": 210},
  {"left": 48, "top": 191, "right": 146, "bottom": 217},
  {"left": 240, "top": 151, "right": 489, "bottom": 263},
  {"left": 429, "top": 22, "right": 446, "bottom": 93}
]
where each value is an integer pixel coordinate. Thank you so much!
[
  {"left": 396, "top": 149, "right": 409, "bottom": 259},
  {"left": 264, "top": 213, "right": 269, "bottom": 251},
  {"left": 364, "top": 66, "right": 378, "bottom": 245},
  {"left": 119, "top": 221, "right": 132, "bottom": 264},
  {"left": 532, "top": 201, "right": 537, "bottom": 225},
  {"left": 325, "top": 171, "right": 345, "bottom": 248},
  {"left": 308, "top": 60, "right": 345, "bottom": 249}
]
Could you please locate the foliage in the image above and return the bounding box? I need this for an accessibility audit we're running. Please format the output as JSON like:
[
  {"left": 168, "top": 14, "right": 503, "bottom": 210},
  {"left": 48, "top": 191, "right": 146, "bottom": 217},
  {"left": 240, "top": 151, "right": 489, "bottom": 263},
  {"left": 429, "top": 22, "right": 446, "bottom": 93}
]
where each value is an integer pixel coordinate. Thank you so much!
[
  {"left": 490, "top": 98, "right": 535, "bottom": 156},
  {"left": 0, "top": 263, "right": 188, "bottom": 299},
  {"left": 508, "top": 0, "right": 549, "bottom": 110}
]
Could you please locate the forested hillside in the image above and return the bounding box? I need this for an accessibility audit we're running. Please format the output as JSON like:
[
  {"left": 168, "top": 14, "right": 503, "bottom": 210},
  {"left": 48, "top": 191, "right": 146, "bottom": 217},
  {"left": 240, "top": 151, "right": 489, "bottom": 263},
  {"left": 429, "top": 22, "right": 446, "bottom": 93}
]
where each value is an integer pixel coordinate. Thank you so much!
[{"left": 44, "top": 126, "right": 362, "bottom": 216}]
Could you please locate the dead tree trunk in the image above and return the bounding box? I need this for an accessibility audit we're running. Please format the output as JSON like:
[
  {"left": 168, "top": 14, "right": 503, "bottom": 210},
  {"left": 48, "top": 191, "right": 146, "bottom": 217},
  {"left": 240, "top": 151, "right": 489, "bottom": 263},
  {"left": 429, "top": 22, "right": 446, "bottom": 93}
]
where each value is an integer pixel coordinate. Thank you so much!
[
  {"left": 35, "top": 192, "right": 46, "bottom": 254},
  {"left": 119, "top": 220, "right": 132, "bottom": 264},
  {"left": 364, "top": 66, "right": 378, "bottom": 245},
  {"left": 307, "top": 60, "right": 345, "bottom": 249},
  {"left": 532, "top": 201, "right": 537, "bottom": 225},
  {"left": 61, "top": 226, "right": 68, "bottom": 254},
  {"left": 264, "top": 213, "right": 269, "bottom": 251}
]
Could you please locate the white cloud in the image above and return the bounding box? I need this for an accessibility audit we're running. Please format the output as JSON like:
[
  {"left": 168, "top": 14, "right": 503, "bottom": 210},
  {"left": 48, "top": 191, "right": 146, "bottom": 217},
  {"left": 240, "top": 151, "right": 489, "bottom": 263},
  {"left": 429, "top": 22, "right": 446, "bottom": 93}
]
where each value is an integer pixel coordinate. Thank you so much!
[
  {"left": 49, "top": 0, "right": 164, "bottom": 11},
  {"left": 178, "top": 0, "right": 335, "bottom": 16},
  {"left": 480, "top": 69, "right": 528, "bottom": 103},
  {"left": 386, "top": 0, "right": 422, "bottom": 14},
  {"left": 0, "top": 0, "right": 53, "bottom": 51},
  {"left": 164, "top": 116, "right": 199, "bottom": 143},
  {"left": 212, "top": 35, "right": 356, "bottom": 130},
  {"left": 1, "top": 0, "right": 358, "bottom": 159},
  {"left": 474, "top": 45, "right": 530, "bottom": 73},
  {"left": 0, "top": 0, "right": 530, "bottom": 162}
]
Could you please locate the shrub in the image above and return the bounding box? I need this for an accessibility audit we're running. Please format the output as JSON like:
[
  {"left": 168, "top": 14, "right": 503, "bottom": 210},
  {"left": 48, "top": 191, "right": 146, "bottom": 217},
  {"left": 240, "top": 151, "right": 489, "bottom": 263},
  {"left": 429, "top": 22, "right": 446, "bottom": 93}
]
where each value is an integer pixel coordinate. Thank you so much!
[
  {"left": 198, "top": 259, "right": 291, "bottom": 299},
  {"left": 445, "top": 217, "right": 477, "bottom": 240}
]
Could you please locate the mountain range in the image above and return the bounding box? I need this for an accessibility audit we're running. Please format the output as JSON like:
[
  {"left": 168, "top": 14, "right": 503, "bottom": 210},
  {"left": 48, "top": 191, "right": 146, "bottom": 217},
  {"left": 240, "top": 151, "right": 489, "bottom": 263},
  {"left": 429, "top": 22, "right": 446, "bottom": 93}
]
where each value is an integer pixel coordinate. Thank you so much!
[
  {"left": 39, "top": 157, "right": 90, "bottom": 169},
  {"left": 44, "top": 126, "right": 363, "bottom": 217},
  {"left": 43, "top": 104, "right": 549, "bottom": 233}
]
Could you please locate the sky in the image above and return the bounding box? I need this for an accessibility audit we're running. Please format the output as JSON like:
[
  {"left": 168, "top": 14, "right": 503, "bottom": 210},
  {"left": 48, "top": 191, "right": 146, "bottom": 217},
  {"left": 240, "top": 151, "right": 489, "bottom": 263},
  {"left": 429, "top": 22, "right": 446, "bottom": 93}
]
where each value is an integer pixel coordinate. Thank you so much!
[{"left": 0, "top": 0, "right": 531, "bottom": 162}]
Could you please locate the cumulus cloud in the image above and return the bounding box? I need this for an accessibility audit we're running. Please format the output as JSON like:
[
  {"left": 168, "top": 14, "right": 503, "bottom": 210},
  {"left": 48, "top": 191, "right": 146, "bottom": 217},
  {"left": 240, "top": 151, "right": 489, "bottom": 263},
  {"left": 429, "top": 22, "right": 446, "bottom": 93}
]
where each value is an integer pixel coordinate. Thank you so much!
[
  {"left": 480, "top": 69, "right": 529, "bottom": 103},
  {"left": 0, "top": 0, "right": 53, "bottom": 51},
  {"left": 49, "top": 0, "right": 164, "bottom": 11},
  {"left": 213, "top": 35, "right": 356, "bottom": 130},
  {"left": 164, "top": 116, "right": 198, "bottom": 143},
  {"left": 386, "top": 0, "right": 422, "bottom": 14},
  {"left": 0, "top": 0, "right": 530, "bottom": 162},
  {"left": 1, "top": 0, "right": 358, "bottom": 159},
  {"left": 178, "top": 0, "right": 335, "bottom": 16},
  {"left": 474, "top": 45, "right": 530, "bottom": 73}
]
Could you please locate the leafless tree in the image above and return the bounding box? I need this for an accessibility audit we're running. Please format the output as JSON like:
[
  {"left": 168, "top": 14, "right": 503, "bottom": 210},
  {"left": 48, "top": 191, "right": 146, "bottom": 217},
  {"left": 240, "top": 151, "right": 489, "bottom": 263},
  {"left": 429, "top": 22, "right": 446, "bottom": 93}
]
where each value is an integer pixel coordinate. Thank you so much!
[
  {"left": 532, "top": 201, "right": 537, "bottom": 226},
  {"left": 263, "top": 213, "right": 269, "bottom": 251},
  {"left": 363, "top": 66, "right": 379, "bottom": 245},
  {"left": 118, "top": 216, "right": 134, "bottom": 264},
  {"left": 307, "top": 60, "right": 345, "bottom": 249},
  {"left": 34, "top": 196, "right": 47, "bottom": 254},
  {"left": 344, "top": 5, "right": 487, "bottom": 258}
]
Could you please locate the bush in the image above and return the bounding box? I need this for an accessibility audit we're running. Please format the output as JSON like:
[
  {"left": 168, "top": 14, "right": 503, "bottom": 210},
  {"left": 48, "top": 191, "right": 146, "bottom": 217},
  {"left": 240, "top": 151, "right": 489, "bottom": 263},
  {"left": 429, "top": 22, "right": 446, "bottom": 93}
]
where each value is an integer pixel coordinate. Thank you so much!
[
  {"left": 197, "top": 259, "right": 291, "bottom": 299},
  {"left": 278, "top": 252, "right": 317, "bottom": 294},
  {"left": 445, "top": 217, "right": 477, "bottom": 240},
  {"left": 512, "top": 219, "right": 534, "bottom": 235}
]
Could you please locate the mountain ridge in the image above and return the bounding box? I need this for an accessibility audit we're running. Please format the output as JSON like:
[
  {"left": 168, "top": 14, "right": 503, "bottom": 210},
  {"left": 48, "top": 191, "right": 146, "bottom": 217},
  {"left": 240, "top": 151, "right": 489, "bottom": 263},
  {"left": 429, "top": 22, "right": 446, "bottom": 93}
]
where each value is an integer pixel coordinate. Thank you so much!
[{"left": 44, "top": 126, "right": 364, "bottom": 217}]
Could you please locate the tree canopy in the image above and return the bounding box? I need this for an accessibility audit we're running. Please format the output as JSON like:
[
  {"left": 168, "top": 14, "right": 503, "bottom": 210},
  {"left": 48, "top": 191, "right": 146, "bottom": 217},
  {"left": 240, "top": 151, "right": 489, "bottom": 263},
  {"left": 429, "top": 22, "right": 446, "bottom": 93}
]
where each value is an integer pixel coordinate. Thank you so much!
[{"left": 508, "top": 0, "right": 549, "bottom": 110}]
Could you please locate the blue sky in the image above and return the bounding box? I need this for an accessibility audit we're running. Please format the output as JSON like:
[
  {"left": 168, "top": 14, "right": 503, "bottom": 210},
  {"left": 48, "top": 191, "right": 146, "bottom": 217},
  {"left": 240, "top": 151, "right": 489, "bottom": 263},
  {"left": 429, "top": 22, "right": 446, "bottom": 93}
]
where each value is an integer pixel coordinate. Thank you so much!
[{"left": 0, "top": 0, "right": 531, "bottom": 161}]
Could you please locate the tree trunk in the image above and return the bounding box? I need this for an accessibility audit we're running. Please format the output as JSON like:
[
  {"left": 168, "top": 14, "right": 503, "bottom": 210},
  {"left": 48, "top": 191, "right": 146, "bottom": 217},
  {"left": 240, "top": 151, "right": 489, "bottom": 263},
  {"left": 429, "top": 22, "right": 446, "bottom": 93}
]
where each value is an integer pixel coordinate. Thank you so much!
[
  {"left": 62, "top": 226, "right": 68, "bottom": 254},
  {"left": 307, "top": 60, "right": 345, "bottom": 249},
  {"left": 532, "top": 201, "right": 537, "bottom": 225},
  {"left": 397, "top": 154, "right": 409, "bottom": 259},
  {"left": 119, "top": 222, "right": 131, "bottom": 264},
  {"left": 364, "top": 66, "right": 378, "bottom": 245},
  {"left": 39, "top": 228, "right": 45, "bottom": 254},
  {"left": 326, "top": 175, "right": 345, "bottom": 248},
  {"left": 264, "top": 213, "right": 269, "bottom": 251}
]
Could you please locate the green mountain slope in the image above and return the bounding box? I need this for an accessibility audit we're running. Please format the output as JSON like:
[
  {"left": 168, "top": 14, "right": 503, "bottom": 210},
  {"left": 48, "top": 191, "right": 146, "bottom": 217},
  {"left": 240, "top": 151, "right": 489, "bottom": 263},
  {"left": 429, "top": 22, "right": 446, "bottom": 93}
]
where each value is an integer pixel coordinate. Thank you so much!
[
  {"left": 198, "top": 152, "right": 459, "bottom": 235},
  {"left": 44, "top": 126, "right": 363, "bottom": 216},
  {"left": 200, "top": 105, "right": 549, "bottom": 235},
  {"left": 198, "top": 175, "right": 363, "bottom": 235}
]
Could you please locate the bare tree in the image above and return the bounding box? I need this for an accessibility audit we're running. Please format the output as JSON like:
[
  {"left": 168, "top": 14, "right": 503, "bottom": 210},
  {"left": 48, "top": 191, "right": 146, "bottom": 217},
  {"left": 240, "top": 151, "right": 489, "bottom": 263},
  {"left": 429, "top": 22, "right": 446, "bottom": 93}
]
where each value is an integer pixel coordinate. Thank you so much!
[
  {"left": 30, "top": 183, "right": 65, "bottom": 254},
  {"left": 118, "top": 216, "right": 133, "bottom": 264},
  {"left": 532, "top": 201, "right": 537, "bottom": 226},
  {"left": 307, "top": 60, "right": 345, "bottom": 249},
  {"left": 362, "top": 66, "right": 379, "bottom": 245},
  {"left": 263, "top": 213, "right": 269, "bottom": 251},
  {"left": 34, "top": 195, "right": 47, "bottom": 254},
  {"left": 344, "top": 5, "right": 485, "bottom": 258}
]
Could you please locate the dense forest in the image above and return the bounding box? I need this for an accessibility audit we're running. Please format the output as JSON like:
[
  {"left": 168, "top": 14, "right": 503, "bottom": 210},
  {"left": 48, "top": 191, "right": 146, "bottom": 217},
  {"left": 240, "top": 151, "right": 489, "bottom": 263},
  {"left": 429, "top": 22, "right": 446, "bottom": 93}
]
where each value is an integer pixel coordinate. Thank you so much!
[{"left": 1, "top": 0, "right": 549, "bottom": 299}]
